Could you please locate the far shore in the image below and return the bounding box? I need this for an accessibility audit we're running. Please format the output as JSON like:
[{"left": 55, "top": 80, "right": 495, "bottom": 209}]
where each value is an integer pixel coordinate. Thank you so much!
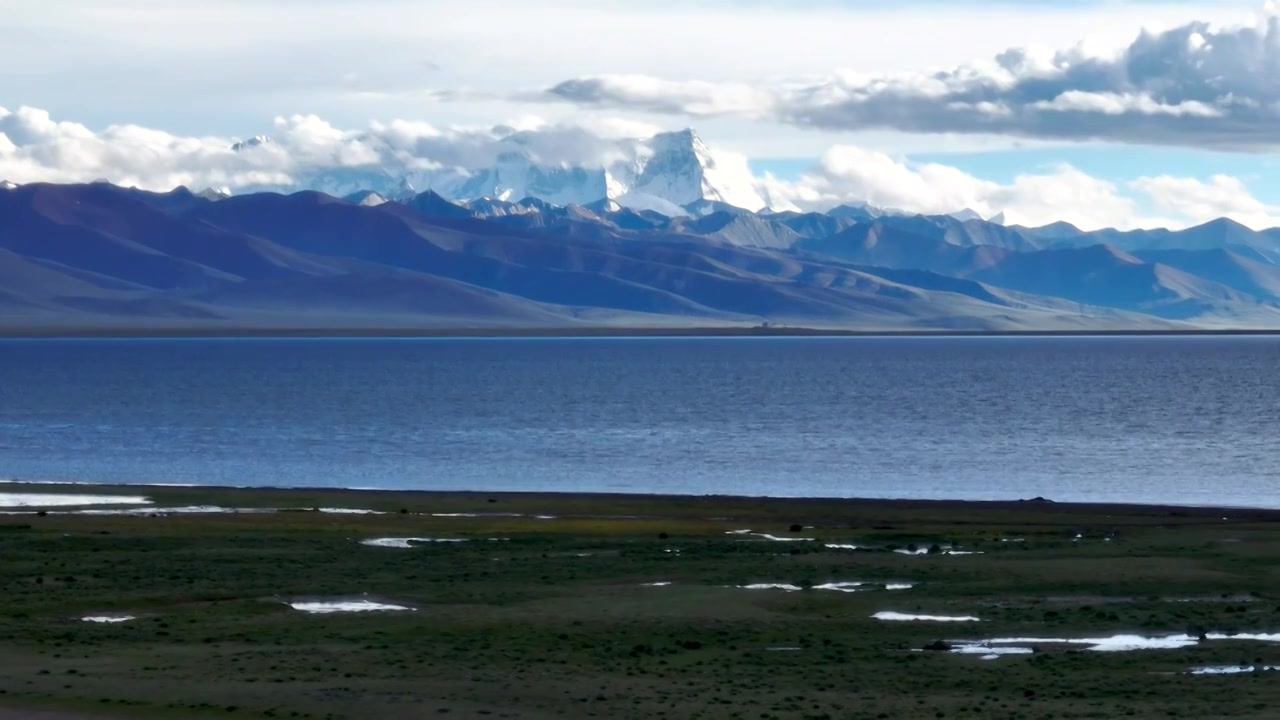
[
  {"left": 4, "top": 479, "right": 1280, "bottom": 519},
  {"left": 4, "top": 325, "right": 1280, "bottom": 339}
]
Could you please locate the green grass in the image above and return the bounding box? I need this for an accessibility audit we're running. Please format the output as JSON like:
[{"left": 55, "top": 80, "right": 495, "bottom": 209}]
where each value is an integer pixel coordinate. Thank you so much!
[{"left": 2, "top": 484, "right": 1280, "bottom": 719}]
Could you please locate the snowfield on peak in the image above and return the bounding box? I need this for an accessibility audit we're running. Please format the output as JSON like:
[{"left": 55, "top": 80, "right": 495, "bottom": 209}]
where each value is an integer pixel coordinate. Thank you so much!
[
  {"left": 613, "top": 191, "right": 689, "bottom": 217},
  {"left": 622, "top": 129, "right": 764, "bottom": 211}
]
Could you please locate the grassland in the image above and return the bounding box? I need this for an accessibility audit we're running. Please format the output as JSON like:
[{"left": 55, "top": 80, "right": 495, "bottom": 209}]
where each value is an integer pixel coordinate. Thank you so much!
[{"left": 2, "top": 484, "right": 1280, "bottom": 719}]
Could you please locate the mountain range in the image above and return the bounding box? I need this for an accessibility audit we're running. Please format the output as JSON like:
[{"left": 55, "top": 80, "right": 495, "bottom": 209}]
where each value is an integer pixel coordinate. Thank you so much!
[
  {"left": 238, "top": 128, "right": 768, "bottom": 216},
  {"left": 3, "top": 178, "right": 1280, "bottom": 332}
]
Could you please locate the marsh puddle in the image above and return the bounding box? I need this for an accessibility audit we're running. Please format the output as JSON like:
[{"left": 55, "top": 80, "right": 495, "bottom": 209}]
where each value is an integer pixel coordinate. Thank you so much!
[
  {"left": 642, "top": 581, "right": 673, "bottom": 587},
  {"left": 814, "top": 582, "right": 869, "bottom": 593},
  {"left": 740, "top": 582, "right": 913, "bottom": 593},
  {"left": 824, "top": 542, "right": 977, "bottom": 555},
  {"left": 1190, "top": 665, "right": 1280, "bottom": 675},
  {"left": 950, "top": 645, "right": 1033, "bottom": 660},
  {"left": 817, "top": 581, "right": 914, "bottom": 593},
  {"left": 429, "top": 511, "right": 559, "bottom": 519},
  {"left": 0, "top": 492, "right": 151, "bottom": 508},
  {"left": 74, "top": 505, "right": 273, "bottom": 516},
  {"left": 360, "top": 537, "right": 468, "bottom": 548},
  {"left": 80, "top": 614, "right": 135, "bottom": 623},
  {"left": 289, "top": 599, "right": 414, "bottom": 614},
  {"left": 948, "top": 634, "right": 1195, "bottom": 654},
  {"left": 726, "top": 529, "right": 814, "bottom": 542},
  {"left": 874, "top": 611, "right": 981, "bottom": 622},
  {"left": 59, "top": 505, "right": 376, "bottom": 516},
  {"left": 949, "top": 631, "right": 1280, "bottom": 657},
  {"left": 893, "top": 547, "right": 982, "bottom": 556}
]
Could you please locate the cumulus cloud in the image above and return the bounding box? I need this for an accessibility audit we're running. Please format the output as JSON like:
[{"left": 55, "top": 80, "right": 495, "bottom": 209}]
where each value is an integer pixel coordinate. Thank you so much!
[
  {"left": 762, "top": 148, "right": 1280, "bottom": 230},
  {"left": 513, "top": 6, "right": 1280, "bottom": 150},
  {"left": 0, "top": 105, "right": 662, "bottom": 192},
  {"left": 1, "top": 105, "right": 1277, "bottom": 231},
  {"left": 1130, "top": 174, "right": 1280, "bottom": 227},
  {"left": 759, "top": 147, "right": 1160, "bottom": 230},
  {"left": 0, "top": 106, "right": 293, "bottom": 190}
]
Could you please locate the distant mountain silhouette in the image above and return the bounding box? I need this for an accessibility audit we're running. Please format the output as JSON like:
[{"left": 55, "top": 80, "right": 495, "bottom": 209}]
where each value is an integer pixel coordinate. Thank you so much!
[{"left": 2, "top": 182, "right": 1279, "bottom": 330}]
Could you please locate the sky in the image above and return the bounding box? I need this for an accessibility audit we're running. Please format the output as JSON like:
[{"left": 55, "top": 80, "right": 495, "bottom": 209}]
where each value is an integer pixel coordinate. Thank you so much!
[{"left": 3, "top": 0, "right": 1280, "bottom": 229}]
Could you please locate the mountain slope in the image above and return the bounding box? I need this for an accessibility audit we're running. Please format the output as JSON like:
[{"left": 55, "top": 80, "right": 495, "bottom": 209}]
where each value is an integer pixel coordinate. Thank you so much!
[
  {"left": 795, "top": 221, "right": 1012, "bottom": 276},
  {"left": 10, "top": 181, "right": 1280, "bottom": 330},
  {"left": 1132, "top": 248, "right": 1280, "bottom": 299},
  {"left": 1020, "top": 217, "right": 1280, "bottom": 260},
  {"left": 967, "top": 244, "right": 1273, "bottom": 319},
  {"left": 0, "top": 183, "right": 349, "bottom": 286},
  {"left": 674, "top": 212, "right": 804, "bottom": 249},
  {"left": 184, "top": 192, "right": 1012, "bottom": 323}
]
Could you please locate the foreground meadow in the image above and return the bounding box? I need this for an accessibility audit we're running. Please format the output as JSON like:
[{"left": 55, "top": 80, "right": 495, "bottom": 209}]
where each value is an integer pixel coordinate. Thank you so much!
[{"left": 2, "top": 485, "right": 1280, "bottom": 719}]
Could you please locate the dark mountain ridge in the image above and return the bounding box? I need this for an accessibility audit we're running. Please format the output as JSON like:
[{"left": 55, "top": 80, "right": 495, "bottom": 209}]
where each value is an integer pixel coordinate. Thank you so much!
[{"left": 1, "top": 181, "right": 1278, "bottom": 330}]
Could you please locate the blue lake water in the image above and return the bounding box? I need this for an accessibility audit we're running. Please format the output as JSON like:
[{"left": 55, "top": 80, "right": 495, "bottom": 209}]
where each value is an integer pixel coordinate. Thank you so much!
[{"left": 1, "top": 336, "right": 1278, "bottom": 506}]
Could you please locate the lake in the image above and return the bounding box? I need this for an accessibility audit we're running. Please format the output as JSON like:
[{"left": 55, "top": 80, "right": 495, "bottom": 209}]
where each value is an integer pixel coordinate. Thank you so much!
[{"left": 1, "top": 336, "right": 1278, "bottom": 506}]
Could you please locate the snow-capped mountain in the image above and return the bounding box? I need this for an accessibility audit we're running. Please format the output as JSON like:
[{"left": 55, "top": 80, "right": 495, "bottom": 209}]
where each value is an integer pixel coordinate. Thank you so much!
[
  {"left": 195, "top": 187, "right": 231, "bottom": 200},
  {"left": 293, "top": 168, "right": 418, "bottom": 202},
  {"left": 438, "top": 152, "right": 608, "bottom": 208},
  {"left": 949, "top": 208, "right": 1009, "bottom": 224},
  {"left": 0, "top": 180, "right": 18, "bottom": 190},
  {"left": 613, "top": 129, "right": 765, "bottom": 213},
  {"left": 231, "top": 135, "right": 271, "bottom": 152},
  {"left": 235, "top": 129, "right": 765, "bottom": 216},
  {"left": 343, "top": 190, "right": 390, "bottom": 207}
]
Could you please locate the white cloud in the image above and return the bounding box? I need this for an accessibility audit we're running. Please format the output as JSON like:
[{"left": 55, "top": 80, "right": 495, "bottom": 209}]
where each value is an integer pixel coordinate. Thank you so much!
[
  {"left": 516, "top": 5, "right": 1280, "bottom": 150},
  {"left": 1130, "top": 174, "right": 1280, "bottom": 227},
  {"left": 2, "top": 105, "right": 1277, "bottom": 231},
  {"left": 0, "top": 106, "right": 661, "bottom": 192},
  {"left": 531, "top": 76, "right": 775, "bottom": 118},
  {"left": 761, "top": 149, "right": 1280, "bottom": 230},
  {"left": 1028, "top": 92, "right": 1222, "bottom": 118},
  {"left": 0, "top": 106, "right": 293, "bottom": 190},
  {"left": 759, "top": 147, "right": 1159, "bottom": 230},
  {"left": 0, "top": 1, "right": 1260, "bottom": 139}
]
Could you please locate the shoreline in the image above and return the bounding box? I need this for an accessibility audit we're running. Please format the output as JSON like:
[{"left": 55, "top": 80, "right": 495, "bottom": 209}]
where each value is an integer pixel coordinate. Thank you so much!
[
  {"left": 4, "top": 325, "right": 1280, "bottom": 339},
  {"left": 4, "top": 478, "right": 1279, "bottom": 518}
]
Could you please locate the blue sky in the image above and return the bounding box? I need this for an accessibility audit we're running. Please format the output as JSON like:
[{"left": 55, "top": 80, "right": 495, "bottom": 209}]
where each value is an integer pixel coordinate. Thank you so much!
[{"left": 0, "top": 0, "right": 1278, "bottom": 229}]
